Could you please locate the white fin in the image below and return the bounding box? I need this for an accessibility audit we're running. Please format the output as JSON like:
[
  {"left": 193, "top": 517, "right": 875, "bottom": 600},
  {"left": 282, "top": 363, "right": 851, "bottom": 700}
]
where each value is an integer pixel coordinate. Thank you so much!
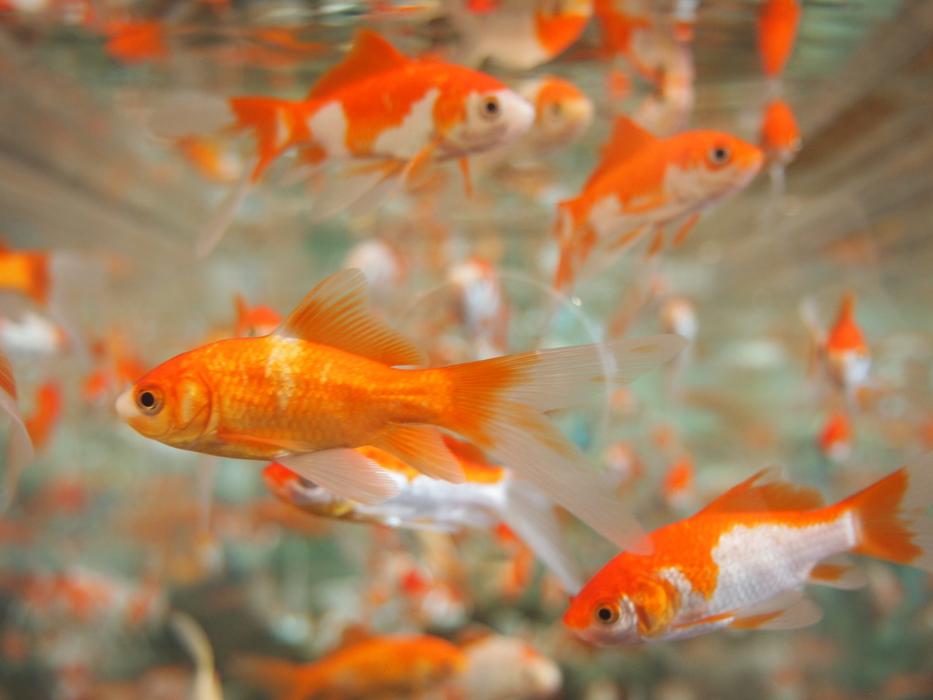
[
  {"left": 277, "top": 269, "right": 425, "bottom": 366},
  {"left": 308, "top": 161, "right": 402, "bottom": 224},
  {"left": 195, "top": 173, "right": 253, "bottom": 258},
  {"left": 279, "top": 448, "right": 402, "bottom": 505},
  {"left": 731, "top": 590, "right": 823, "bottom": 631},
  {"left": 499, "top": 478, "right": 583, "bottom": 593},
  {"left": 372, "top": 424, "right": 465, "bottom": 483},
  {"left": 808, "top": 554, "right": 868, "bottom": 590}
]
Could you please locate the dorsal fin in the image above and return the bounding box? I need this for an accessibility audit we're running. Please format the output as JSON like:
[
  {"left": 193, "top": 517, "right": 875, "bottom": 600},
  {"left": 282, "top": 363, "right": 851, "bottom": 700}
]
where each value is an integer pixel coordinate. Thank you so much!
[
  {"left": 586, "top": 116, "right": 657, "bottom": 186},
  {"left": 276, "top": 269, "right": 426, "bottom": 366},
  {"left": 698, "top": 467, "right": 825, "bottom": 515},
  {"left": 306, "top": 30, "right": 409, "bottom": 101}
]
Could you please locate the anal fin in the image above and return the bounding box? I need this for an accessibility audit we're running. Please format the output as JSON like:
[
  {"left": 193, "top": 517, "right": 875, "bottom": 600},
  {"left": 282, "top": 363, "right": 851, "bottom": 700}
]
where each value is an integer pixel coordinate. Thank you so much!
[
  {"left": 730, "top": 590, "right": 823, "bottom": 631},
  {"left": 372, "top": 424, "right": 465, "bottom": 484}
]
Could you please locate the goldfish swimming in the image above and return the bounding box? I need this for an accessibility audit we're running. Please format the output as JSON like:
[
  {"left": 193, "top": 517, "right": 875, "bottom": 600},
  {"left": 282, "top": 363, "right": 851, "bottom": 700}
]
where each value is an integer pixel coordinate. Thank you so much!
[
  {"left": 516, "top": 76, "right": 594, "bottom": 153},
  {"left": 0, "top": 243, "right": 50, "bottom": 307},
  {"left": 818, "top": 411, "right": 852, "bottom": 464},
  {"left": 760, "top": 98, "right": 801, "bottom": 167},
  {"left": 117, "top": 268, "right": 684, "bottom": 549},
  {"left": 758, "top": 0, "right": 801, "bottom": 79},
  {"left": 232, "top": 294, "right": 282, "bottom": 338},
  {"left": 662, "top": 452, "right": 694, "bottom": 510},
  {"left": 803, "top": 292, "right": 871, "bottom": 399},
  {"left": 444, "top": 0, "right": 593, "bottom": 70},
  {"left": 552, "top": 117, "right": 762, "bottom": 293},
  {"left": 0, "top": 349, "right": 34, "bottom": 508},
  {"left": 263, "top": 433, "right": 582, "bottom": 592},
  {"left": 564, "top": 456, "right": 933, "bottom": 644},
  {"left": 0, "top": 312, "right": 68, "bottom": 356},
  {"left": 234, "top": 633, "right": 466, "bottom": 699}
]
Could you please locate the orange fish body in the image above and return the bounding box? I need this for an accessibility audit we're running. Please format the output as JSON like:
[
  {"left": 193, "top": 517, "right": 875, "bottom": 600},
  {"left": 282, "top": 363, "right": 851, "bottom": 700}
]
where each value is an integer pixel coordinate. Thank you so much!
[
  {"left": 823, "top": 292, "right": 870, "bottom": 393},
  {"left": 553, "top": 118, "right": 763, "bottom": 292},
  {"left": 760, "top": 98, "right": 801, "bottom": 166},
  {"left": 758, "top": 0, "right": 801, "bottom": 78},
  {"left": 118, "top": 268, "right": 686, "bottom": 549},
  {"left": 564, "top": 458, "right": 933, "bottom": 644},
  {"left": 0, "top": 246, "right": 50, "bottom": 307},
  {"left": 235, "top": 634, "right": 466, "bottom": 700}
]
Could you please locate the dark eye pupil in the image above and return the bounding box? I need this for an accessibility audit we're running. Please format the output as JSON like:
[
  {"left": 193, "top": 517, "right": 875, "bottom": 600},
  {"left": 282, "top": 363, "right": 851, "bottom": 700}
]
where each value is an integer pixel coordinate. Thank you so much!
[
  {"left": 139, "top": 391, "right": 155, "bottom": 408},
  {"left": 714, "top": 147, "right": 728, "bottom": 161},
  {"left": 485, "top": 100, "right": 498, "bottom": 114},
  {"left": 598, "top": 607, "right": 613, "bottom": 621}
]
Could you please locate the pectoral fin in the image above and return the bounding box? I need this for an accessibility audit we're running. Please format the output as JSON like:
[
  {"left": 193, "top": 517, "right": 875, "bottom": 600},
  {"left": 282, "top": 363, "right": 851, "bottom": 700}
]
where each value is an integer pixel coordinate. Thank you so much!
[{"left": 279, "top": 448, "right": 402, "bottom": 505}]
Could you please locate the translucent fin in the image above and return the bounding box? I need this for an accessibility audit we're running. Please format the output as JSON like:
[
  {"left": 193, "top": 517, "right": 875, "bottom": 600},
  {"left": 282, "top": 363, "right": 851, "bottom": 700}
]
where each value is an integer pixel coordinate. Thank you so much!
[
  {"left": 499, "top": 478, "right": 583, "bottom": 593},
  {"left": 195, "top": 173, "right": 252, "bottom": 258},
  {"left": 0, "top": 352, "right": 34, "bottom": 510},
  {"left": 586, "top": 116, "right": 656, "bottom": 187},
  {"left": 306, "top": 29, "right": 409, "bottom": 101},
  {"left": 730, "top": 590, "right": 823, "bottom": 631},
  {"left": 279, "top": 448, "right": 402, "bottom": 505},
  {"left": 277, "top": 269, "right": 426, "bottom": 366},
  {"left": 372, "top": 424, "right": 465, "bottom": 483},
  {"left": 170, "top": 611, "right": 214, "bottom": 671},
  {"left": 308, "top": 160, "right": 403, "bottom": 223},
  {"left": 146, "top": 91, "right": 232, "bottom": 139},
  {"left": 809, "top": 555, "right": 868, "bottom": 590},
  {"left": 698, "top": 466, "right": 825, "bottom": 515}
]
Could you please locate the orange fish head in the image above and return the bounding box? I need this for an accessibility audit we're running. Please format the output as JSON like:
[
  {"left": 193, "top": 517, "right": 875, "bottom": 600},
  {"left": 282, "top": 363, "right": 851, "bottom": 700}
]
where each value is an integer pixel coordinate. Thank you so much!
[
  {"left": 522, "top": 77, "right": 594, "bottom": 151},
  {"left": 674, "top": 131, "right": 764, "bottom": 198},
  {"left": 436, "top": 75, "right": 535, "bottom": 157},
  {"left": 563, "top": 589, "right": 641, "bottom": 646},
  {"left": 115, "top": 360, "right": 213, "bottom": 447}
]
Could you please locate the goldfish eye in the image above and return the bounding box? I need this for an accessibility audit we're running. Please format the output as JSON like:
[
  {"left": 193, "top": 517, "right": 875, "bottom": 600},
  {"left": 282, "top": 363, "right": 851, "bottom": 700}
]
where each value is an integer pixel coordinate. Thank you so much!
[
  {"left": 549, "top": 101, "right": 563, "bottom": 117},
  {"left": 480, "top": 95, "right": 500, "bottom": 120},
  {"left": 594, "top": 602, "right": 620, "bottom": 625},
  {"left": 136, "top": 387, "right": 163, "bottom": 415},
  {"left": 708, "top": 145, "right": 731, "bottom": 167}
]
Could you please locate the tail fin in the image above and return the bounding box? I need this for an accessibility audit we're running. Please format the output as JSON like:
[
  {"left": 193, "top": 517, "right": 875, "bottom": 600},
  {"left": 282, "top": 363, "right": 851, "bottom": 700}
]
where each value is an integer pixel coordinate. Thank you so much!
[
  {"left": 841, "top": 454, "right": 933, "bottom": 572},
  {"left": 438, "top": 335, "right": 685, "bottom": 550},
  {"left": 499, "top": 478, "right": 582, "bottom": 593},
  {"left": 232, "top": 654, "right": 322, "bottom": 700},
  {"left": 228, "top": 96, "right": 303, "bottom": 181}
]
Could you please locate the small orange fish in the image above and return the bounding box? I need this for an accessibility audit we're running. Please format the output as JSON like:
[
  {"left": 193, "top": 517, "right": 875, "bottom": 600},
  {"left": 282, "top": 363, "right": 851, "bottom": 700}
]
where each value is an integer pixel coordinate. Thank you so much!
[
  {"left": 233, "top": 294, "right": 282, "bottom": 338},
  {"left": 0, "top": 349, "right": 33, "bottom": 508},
  {"left": 758, "top": 0, "right": 801, "bottom": 79},
  {"left": 175, "top": 135, "right": 245, "bottom": 184},
  {"left": 662, "top": 453, "right": 694, "bottom": 509},
  {"left": 118, "top": 268, "right": 684, "bottom": 549},
  {"left": 518, "top": 76, "right": 594, "bottom": 152},
  {"left": 564, "top": 456, "right": 933, "bottom": 644},
  {"left": 760, "top": 98, "right": 801, "bottom": 166},
  {"left": 824, "top": 292, "right": 870, "bottom": 394},
  {"left": 553, "top": 117, "right": 762, "bottom": 293},
  {"left": 454, "top": 634, "right": 562, "bottom": 699},
  {"left": 446, "top": 0, "right": 593, "bottom": 70},
  {"left": 0, "top": 243, "right": 50, "bottom": 307},
  {"left": 234, "top": 634, "right": 466, "bottom": 699},
  {"left": 24, "top": 381, "right": 62, "bottom": 451},
  {"left": 103, "top": 19, "right": 168, "bottom": 64},
  {"left": 818, "top": 411, "right": 852, "bottom": 463}
]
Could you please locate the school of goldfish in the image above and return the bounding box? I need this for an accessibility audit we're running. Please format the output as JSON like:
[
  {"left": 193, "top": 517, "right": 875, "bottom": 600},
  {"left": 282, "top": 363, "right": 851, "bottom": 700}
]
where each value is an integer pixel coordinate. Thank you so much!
[{"left": 1, "top": 1, "right": 932, "bottom": 698}]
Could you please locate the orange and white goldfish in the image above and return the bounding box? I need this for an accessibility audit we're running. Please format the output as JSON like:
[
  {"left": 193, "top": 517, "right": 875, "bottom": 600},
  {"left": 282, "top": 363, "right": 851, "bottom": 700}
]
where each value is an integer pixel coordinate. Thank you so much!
[
  {"left": 444, "top": 0, "right": 592, "bottom": 70},
  {"left": 202, "top": 30, "right": 533, "bottom": 253},
  {"left": 176, "top": 134, "right": 246, "bottom": 184},
  {"left": 818, "top": 411, "right": 852, "bottom": 464},
  {"left": 760, "top": 98, "right": 801, "bottom": 167},
  {"left": 0, "top": 312, "right": 68, "bottom": 356},
  {"left": 344, "top": 238, "right": 406, "bottom": 299},
  {"left": 454, "top": 634, "right": 562, "bottom": 699},
  {"left": 758, "top": 0, "right": 801, "bottom": 79},
  {"left": 552, "top": 117, "right": 762, "bottom": 293},
  {"left": 0, "top": 243, "right": 50, "bottom": 307},
  {"left": 234, "top": 634, "right": 466, "bottom": 699},
  {"left": 517, "top": 76, "right": 594, "bottom": 153},
  {"left": 564, "top": 456, "right": 933, "bottom": 644},
  {"left": 803, "top": 292, "right": 871, "bottom": 399},
  {"left": 233, "top": 294, "right": 282, "bottom": 338},
  {"left": 117, "top": 268, "right": 684, "bottom": 549},
  {"left": 24, "top": 380, "right": 62, "bottom": 451},
  {"left": 0, "top": 349, "right": 33, "bottom": 508},
  {"left": 263, "top": 433, "right": 582, "bottom": 592}
]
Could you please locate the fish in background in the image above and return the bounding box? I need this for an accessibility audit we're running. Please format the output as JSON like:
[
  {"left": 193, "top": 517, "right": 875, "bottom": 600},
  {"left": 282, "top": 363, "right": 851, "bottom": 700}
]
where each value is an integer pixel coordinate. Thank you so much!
[
  {"left": 0, "top": 312, "right": 68, "bottom": 356},
  {"left": 170, "top": 611, "right": 223, "bottom": 700},
  {"left": 82, "top": 332, "right": 148, "bottom": 406},
  {"left": 233, "top": 633, "right": 466, "bottom": 700},
  {"left": 262, "top": 432, "right": 583, "bottom": 593},
  {"left": 192, "top": 30, "right": 535, "bottom": 256},
  {"left": 343, "top": 238, "right": 407, "bottom": 302},
  {"left": 24, "top": 380, "right": 62, "bottom": 451},
  {"left": 552, "top": 117, "right": 763, "bottom": 295},
  {"left": 232, "top": 294, "right": 282, "bottom": 338},
  {"left": 0, "top": 242, "right": 50, "bottom": 308},
  {"left": 447, "top": 257, "right": 510, "bottom": 359},
  {"left": 443, "top": 0, "right": 592, "bottom": 70},
  {"left": 564, "top": 455, "right": 933, "bottom": 645},
  {"left": 116, "top": 268, "right": 685, "bottom": 551},
  {"left": 801, "top": 291, "right": 871, "bottom": 402},
  {"left": 758, "top": 0, "right": 802, "bottom": 80},
  {"left": 602, "top": 441, "right": 643, "bottom": 493},
  {"left": 0, "top": 349, "right": 34, "bottom": 509},
  {"left": 661, "top": 452, "right": 694, "bottom": 511},
  {"left": 452, "top": 633, "right": 562, "bottom": 699},
  {"left": 759, "top": 98, "right": 801, "bottom": 194},
  {"left": 818, "top": 411, "right": 852, "bottom": 464}
]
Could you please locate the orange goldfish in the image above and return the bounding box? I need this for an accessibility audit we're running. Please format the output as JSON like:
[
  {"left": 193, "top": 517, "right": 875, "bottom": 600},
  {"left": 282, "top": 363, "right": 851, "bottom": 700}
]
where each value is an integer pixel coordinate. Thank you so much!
[
  {"left": 803, "top": 292, "right": 871, "bottom": 398},
  {"left": 0, "top": 243, "right": 50, "bottom": 307},
  {"left": 662, "top": 453, "right": 694, "bottom": 510},
  {"left": 263, "top": 433, "right": 582, "bottom": 592},
  {"left": 758, "top": 0, "right": 801, "bottom": 79},
  {"left": 103, "top": 19, "right": 168, "bottom": 64},
  {"left": 818, "top": 411, "right": 852, "bottom": 463},
  {"left": 564, "top": 457, "right": 933, "bottom": 644},
  {"left": 520, "top": 76, "right": 593, "bottom": 152},
  {"left": 118, "top": 268, "right": 684, "bottom": 549},
  {"left": 24, "top": 380, "right": 62, "bottom": 451},
  {"left": 552, "top": 117, "right": 762, "bottom": 293},
  {"left": 234, "top": 634, "right": 466, "bottom": 699},
  {"left": 233, "top": 294, "right": 282, "bottom": 338},
  {"left": 445, "top": 0, "right": 592, "bottom": 70},
  {"left": 0, "top": 349, "right": 33, "bottom": 508},
  {"left": 176, "top": 134, "right": 245, "bottom": 184},
  {"left": 760, "top": 98, "right": 801, "bottom": 166}
]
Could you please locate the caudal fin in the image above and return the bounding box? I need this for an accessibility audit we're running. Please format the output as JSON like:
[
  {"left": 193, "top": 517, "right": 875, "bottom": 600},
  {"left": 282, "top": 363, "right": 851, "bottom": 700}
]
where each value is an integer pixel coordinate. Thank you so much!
[
  {"left": 842, "top": 454, "right": 933, "bottom": 572},
  {"left": 439, "top": 336, "right": 685, "bottom": 549},
  {"left": 499, "top": 479, "right": 583, "bottom": 593}
]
